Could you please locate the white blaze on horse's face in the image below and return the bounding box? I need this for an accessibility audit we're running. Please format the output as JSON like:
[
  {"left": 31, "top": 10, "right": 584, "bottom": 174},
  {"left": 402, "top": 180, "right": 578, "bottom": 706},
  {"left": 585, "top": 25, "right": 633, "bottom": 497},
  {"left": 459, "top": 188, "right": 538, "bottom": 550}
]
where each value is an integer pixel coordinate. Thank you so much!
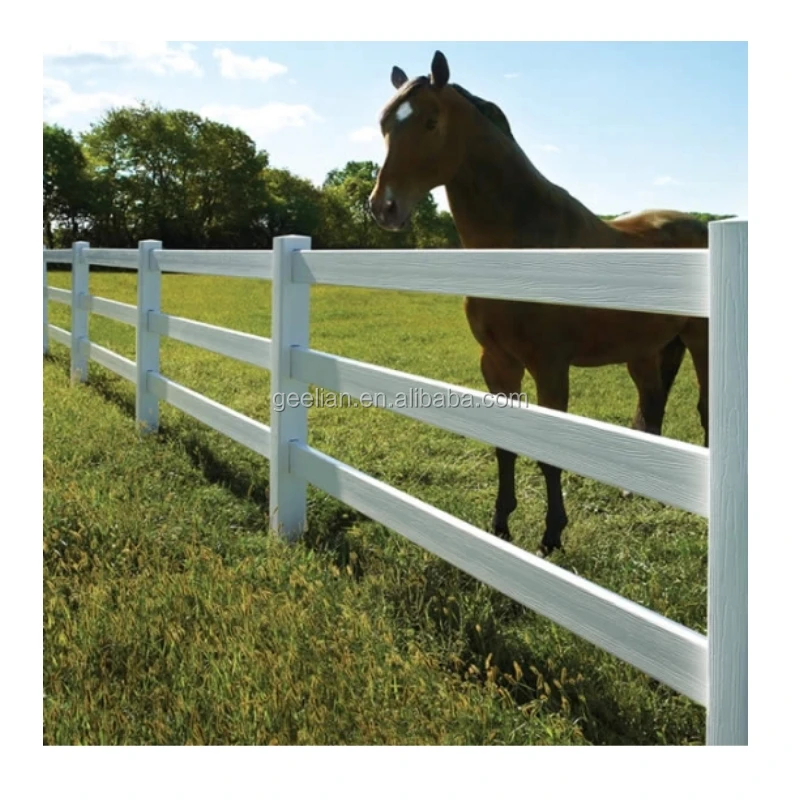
[{"left": 394, "top": 101, "right": 414, "bottom": 124}]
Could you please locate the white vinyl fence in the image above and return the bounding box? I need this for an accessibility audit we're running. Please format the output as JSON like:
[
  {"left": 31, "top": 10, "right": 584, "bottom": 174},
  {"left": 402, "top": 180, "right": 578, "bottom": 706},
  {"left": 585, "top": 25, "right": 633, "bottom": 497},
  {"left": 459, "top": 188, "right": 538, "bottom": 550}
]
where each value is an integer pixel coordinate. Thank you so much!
[{"left": 43, "top": 220, "right": 747, "bottom": 745}]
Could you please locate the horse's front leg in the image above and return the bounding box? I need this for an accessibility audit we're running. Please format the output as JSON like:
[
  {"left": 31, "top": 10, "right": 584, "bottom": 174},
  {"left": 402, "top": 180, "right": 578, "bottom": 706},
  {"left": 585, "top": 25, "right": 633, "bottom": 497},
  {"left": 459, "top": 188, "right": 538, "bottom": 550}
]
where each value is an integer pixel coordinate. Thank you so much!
[
  {"left": 528, "top": 360, "right": 570, "bottom": 556},
  {"left": 480, "top": 348, "right": 524, "bottom": 541}
]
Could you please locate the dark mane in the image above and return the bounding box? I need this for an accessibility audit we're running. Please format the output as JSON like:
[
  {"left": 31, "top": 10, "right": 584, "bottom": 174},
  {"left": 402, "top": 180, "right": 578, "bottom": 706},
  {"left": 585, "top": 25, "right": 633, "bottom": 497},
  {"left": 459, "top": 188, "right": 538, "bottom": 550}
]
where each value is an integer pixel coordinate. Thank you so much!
[{"left": 452, "top": 84, "right": 515, "bottom": 142}]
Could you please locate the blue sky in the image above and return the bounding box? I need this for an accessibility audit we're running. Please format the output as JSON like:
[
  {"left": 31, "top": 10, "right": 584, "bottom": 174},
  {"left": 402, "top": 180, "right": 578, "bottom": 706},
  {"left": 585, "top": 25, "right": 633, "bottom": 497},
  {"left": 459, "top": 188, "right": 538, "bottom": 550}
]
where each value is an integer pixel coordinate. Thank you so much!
[{"left": 43, "top": 41, "right": 747, "bottom": 217}]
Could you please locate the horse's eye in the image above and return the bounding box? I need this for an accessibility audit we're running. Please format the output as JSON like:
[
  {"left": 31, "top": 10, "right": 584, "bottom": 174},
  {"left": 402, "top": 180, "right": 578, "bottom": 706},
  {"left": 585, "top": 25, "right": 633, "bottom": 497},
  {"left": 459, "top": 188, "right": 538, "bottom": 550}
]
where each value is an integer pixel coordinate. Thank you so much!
[{"left": 426, "top": 118, "right": 437, "bottom": 131}]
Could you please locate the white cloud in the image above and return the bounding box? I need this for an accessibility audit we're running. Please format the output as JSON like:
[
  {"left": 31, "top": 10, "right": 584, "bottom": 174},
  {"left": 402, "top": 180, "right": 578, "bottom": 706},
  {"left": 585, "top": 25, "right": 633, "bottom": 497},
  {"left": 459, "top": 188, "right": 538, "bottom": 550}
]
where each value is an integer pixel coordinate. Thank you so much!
[
  {"left": 43, "top": 77, "right": 135, "bottom": 121},
  {"left": 349, "top": 126, "right": 380, "bottom": 143},
  {"left": 654, "top": 175, "right": 681, "bottom": 186},
  {"left": 200, "top": 102, "right": 320, "bottom": 136},
  {"left": 540, "top": 144, "right": 560, "bottom": 153},
  {"left": 212, "top": 48, "right": 288, "bottom": 81},
  {"left": 43, "top": 41, "right": 201, "bottom": 76},
  {"left": 504, "top": 72, "right": 520, "bottom": 79}
]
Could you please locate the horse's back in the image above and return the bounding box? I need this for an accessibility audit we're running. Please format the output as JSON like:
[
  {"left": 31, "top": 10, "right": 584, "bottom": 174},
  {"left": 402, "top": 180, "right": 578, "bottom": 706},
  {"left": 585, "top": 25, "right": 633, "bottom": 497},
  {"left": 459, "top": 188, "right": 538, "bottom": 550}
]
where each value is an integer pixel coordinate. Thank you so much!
[{"left": 607, "top": 209, "right": 708, "bottom": 248}]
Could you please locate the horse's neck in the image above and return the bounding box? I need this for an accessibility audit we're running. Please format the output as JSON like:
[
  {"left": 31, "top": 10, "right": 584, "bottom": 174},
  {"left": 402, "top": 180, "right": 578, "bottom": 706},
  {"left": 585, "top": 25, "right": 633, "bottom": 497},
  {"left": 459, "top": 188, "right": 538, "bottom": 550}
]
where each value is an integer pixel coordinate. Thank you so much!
[{"left": 445, "top": 115, "right": 619, "bottom": 248}]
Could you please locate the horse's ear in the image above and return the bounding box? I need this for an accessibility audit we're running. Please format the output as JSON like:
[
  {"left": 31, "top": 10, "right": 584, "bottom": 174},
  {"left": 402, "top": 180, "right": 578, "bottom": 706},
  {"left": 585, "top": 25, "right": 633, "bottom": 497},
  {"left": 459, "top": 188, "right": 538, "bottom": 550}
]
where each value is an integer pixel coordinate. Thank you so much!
[
  {"left": 430, "top": 50, "right": 450, "bottom": 89},
  {"left": 391, "top": 66, "right": 408, "bottom": 89}
]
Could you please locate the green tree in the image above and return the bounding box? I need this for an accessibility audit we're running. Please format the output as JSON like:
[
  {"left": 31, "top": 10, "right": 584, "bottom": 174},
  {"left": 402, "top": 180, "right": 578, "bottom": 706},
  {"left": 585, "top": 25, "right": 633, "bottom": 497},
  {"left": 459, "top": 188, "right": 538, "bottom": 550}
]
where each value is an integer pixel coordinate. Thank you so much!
[
  {"left": 81, "top": 103, "right": 270, "bottom": 248},
  {"left": 43, "top": 124, "right": 91, "bottom": 248},
  {"left": 323, "top": 161, "right": 380, "bottom": 189},
  {"left": 259, "top": 168, "right": 323, "bottom": 245},
  {"left": 316, "top": 186, "right": 358, "bottom": 249},
  {"left": 322, "top": 161, "right": 389, "bottom": 248},
  {"left": 406, "top": 193, "right": 460, "bottom": 249}
]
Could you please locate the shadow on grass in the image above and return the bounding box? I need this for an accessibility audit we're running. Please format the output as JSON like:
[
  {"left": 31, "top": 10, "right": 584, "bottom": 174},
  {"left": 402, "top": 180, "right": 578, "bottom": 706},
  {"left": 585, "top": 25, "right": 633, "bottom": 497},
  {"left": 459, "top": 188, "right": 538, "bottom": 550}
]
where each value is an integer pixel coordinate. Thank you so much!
[
  {"left": 80, "top": 360, "right": 273, "bottom": 509},
  {"left": 52, "top": 351, "right": 371, "bottom": 576},
  {"left": 370, "top": 535, "right": 703, "bottom": 745},
  {"left": 410, "top": 554, "right": 703, "bottom": 745},
  {"left": 303, "top": 500, "right": 370, "bottom": 579},
  {"left": 182, "top": 435, "right": 270, "bottom": 511}
]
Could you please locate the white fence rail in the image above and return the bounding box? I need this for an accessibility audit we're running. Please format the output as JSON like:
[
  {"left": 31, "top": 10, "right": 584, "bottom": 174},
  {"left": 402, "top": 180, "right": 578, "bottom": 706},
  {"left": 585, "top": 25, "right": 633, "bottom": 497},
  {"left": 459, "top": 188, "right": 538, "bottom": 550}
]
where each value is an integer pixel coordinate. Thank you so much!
[{"left": 42, "top": 222, "right": 747, "bottom": 745}]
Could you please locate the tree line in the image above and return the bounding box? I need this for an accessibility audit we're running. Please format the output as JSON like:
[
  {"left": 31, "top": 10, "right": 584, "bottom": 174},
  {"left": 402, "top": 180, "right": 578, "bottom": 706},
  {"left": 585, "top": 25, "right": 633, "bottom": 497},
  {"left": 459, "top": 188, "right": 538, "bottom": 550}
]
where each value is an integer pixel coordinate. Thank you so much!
[
  {"left": 43, "top": 102, "right": 733, "bottom": 252},
  {"left": 43, "top": 103, "right": 458, "bottom": 252}
]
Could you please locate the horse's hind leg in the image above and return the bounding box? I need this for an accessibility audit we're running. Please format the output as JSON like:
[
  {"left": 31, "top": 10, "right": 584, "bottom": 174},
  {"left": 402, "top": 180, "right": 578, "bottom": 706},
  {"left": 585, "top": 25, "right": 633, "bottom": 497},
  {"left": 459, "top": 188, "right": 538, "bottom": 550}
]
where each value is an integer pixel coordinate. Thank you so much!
[
  {"left": 680, "top": 319, "right": 709, "bottom": 446},
  {"left": 628, "top": 337, "right": 685, "bottom": 436},
  {"left": 659, "top": 335, "right": 687, "bottom": 407},
  {"left": 627, "top": 353, "right": 669, "bottom": 436},
  {"left": 526, "top": 359, "right": 570, "bottom": 556},
  {"left": 623, "top": 339, "right": 685, "bottom": 497},
  {"left": 480, "top": 348, "right": 525, "bottom": 540}
]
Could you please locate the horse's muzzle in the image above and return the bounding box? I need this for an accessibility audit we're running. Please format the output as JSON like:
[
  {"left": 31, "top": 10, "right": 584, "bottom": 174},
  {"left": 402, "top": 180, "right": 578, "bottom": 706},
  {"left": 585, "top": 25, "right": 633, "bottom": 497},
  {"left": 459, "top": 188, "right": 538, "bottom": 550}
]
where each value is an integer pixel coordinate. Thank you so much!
[{"left": 370, "top": 195, "right": 409, "bottom": 231}]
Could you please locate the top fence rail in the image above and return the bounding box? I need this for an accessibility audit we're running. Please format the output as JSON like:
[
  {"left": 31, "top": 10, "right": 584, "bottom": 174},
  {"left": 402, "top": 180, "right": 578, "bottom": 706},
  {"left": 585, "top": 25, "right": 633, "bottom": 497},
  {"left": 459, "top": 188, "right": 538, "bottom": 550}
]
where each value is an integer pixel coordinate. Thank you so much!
[
  {"left": 293, "top": 248, "right": 709, "bottom": 315},
  {"left": 43, "top": 249, "right": 72, "bottom": 264},
  {"left": 85, "top": 248, "right": 139, "bottom": 269},
  {"left": 154, "top": 250, "right": 273, "bottom": 279},
  {"left": 43, "top": 244, "right": 709, "bottom": 314}
]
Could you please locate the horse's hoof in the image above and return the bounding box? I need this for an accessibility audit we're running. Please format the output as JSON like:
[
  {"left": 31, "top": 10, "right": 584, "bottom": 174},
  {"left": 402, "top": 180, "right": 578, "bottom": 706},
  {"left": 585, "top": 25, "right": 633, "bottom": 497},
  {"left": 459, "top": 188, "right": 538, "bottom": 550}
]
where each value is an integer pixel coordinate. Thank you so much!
[
  {"left": 537, "top": 541, "right": 561, "bottom": 558},
  {"left": 490, "top": 515, "right": 512, "bottom": 541}
]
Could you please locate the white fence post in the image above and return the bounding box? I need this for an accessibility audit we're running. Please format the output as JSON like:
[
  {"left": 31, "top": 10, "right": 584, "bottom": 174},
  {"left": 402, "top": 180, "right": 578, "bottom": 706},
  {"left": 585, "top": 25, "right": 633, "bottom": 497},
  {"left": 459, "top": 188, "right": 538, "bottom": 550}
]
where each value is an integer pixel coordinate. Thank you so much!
[
  {"left": 136, "top": 239, "right": 162, "bottom": 433},
  {"left": 43, "top": 248, "right": 48, "bottom": 355},
  {"left": 707, "top": 218, "right": 748, "bottom": 746},
  {"left": 270, "top": 235, "right": 312, "bottom": 541},
  {"left": 70, "top": 241, "right": 90, "bottom": 383}
]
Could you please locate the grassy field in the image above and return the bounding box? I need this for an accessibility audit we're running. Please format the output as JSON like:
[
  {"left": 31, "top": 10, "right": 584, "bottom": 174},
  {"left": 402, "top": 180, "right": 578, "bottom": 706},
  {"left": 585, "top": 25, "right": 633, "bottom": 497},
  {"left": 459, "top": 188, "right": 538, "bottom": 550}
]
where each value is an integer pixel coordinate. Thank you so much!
[{"left": 43, "top": 269, "right": 708, "bottom": 745}]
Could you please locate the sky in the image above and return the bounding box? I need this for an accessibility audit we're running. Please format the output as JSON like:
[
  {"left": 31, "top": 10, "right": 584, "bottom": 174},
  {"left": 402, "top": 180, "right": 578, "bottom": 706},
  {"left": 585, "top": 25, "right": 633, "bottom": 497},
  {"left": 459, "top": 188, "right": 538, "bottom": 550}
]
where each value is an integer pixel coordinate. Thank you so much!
[{"left": 42, "top": 41, "right": 747, "bottom": 217}]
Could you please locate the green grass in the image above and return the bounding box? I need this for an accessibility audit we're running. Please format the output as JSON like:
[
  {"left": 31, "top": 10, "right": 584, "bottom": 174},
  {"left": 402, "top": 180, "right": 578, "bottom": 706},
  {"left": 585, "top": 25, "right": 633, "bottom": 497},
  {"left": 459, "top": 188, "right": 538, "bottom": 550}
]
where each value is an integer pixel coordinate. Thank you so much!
[{"left": 44, "top": 269, "right": 708, "bottom": 745}]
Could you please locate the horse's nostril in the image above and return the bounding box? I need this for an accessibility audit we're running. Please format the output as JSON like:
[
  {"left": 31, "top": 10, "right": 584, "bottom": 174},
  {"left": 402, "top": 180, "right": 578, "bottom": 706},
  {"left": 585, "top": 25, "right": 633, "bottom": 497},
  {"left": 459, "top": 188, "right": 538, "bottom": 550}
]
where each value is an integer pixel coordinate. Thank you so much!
[{"left": 385, "top": 199, "right": 397, "bottom": 215}]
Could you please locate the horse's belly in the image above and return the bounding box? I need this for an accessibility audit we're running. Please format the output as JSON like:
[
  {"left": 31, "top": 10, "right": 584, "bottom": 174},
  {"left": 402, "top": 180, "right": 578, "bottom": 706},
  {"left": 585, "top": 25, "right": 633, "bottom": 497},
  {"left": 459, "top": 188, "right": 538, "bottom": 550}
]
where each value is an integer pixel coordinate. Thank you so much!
[
  {"left": 465, "top": 297, "right": 686, "bottom": 367},
  {"left": 569, "top": 310, "right": 686, "bottom": 366}
]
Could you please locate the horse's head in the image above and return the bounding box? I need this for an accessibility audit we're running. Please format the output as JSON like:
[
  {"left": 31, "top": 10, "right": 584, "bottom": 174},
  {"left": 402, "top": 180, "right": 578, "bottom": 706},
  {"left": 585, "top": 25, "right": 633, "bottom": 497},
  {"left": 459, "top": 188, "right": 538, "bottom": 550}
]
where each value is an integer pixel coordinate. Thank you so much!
[{"left": 369, "top": 51, "right": 464, "bottom": 231}]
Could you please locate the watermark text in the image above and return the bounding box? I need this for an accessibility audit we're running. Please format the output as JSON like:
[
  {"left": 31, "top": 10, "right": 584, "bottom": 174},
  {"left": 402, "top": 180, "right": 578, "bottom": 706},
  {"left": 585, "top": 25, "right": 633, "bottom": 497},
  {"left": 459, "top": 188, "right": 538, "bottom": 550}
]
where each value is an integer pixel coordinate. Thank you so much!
[{"left": 272, "top": 387, "right": 529, "bottom": 413}]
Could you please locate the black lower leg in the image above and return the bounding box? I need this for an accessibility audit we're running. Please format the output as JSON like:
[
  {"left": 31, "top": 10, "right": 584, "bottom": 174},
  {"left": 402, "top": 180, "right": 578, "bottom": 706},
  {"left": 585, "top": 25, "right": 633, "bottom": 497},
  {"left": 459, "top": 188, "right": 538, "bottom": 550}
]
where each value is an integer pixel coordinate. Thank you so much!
[
  {"left": 698, "top": 400, "right": 709, "bottom": 447},
  {"left": 637, "top": 390, "right": 667, "bottom": 436},
  {"left": 492, "top": 448, "right": 517, "bottom": 540},
  {"left": 539, "top": 461, "right": 567, "bottom": 555}
]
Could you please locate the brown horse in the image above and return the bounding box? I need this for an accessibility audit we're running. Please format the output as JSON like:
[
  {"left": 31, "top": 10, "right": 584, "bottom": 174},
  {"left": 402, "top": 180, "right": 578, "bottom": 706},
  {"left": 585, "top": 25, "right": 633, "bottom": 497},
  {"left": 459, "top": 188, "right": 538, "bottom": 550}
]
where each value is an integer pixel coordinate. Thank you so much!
[{"left": 369, "top": 51, "right": 709, "bottom": 556}]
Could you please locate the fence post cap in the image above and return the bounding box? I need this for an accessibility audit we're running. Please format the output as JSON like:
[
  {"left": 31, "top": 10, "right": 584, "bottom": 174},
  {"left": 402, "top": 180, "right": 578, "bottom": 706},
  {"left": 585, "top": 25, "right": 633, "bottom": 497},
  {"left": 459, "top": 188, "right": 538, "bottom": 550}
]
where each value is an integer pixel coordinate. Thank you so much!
[{"left": 274, "top": 234, "right": 311, "bottom": 244}]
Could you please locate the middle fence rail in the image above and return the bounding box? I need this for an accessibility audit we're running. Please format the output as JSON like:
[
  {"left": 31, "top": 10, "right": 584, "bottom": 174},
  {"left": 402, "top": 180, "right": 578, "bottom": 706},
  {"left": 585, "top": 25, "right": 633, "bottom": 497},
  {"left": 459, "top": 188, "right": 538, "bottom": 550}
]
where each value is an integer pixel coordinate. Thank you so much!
[{"left": 43, "top": 224, "right": 748, "bottom": 745}]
